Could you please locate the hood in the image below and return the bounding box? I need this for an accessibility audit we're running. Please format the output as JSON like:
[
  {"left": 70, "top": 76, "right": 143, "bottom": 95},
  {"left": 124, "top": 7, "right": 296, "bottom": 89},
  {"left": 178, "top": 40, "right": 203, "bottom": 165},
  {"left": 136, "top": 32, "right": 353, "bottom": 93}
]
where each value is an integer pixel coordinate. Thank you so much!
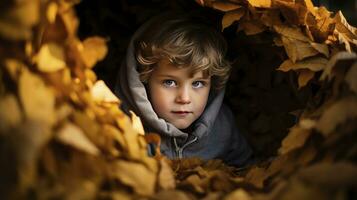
[{"left": 114, "top": 14, "right": 225, "bottom": 140}]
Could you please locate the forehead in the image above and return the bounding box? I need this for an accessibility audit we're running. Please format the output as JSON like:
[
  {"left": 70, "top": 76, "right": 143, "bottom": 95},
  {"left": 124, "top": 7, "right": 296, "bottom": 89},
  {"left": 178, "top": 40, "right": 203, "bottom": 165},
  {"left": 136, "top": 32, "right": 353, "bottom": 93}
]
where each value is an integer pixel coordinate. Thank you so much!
[{"left": 154, "top": 59, "right": 209, "bottom": 79}]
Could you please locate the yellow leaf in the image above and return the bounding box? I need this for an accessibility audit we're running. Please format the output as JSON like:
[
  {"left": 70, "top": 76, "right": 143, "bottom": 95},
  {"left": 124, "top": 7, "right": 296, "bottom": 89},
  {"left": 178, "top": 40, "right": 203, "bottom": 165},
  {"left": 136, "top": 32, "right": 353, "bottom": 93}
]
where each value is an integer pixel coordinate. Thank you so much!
[
  {"left": 112, "top": 161, "right": 157, "bottom": 196},
  {"left": 130, "top": 111, "right": 145, "bottom": 136},
  {"left": 248, "top": 0, "right": 271, "bottom": 8},
  {"left": 222, "top": 9, "right": 245, "bottom": 30},
  {"left": 212, "top": 2, "right": 241, "bottom": 12},
  {"left": 19, "top": 69, "right": 56, "bottom": 125},
  {"left": 298, "top": 69, "right": 315, "bottom": 89},
  {"left": 91, "top": 80, "right": 119, "bottom": 103},
  {"left": 56, "top": 122, "right": 100, "bottom": 155},
  {"left": 80, "top": 37, "right": 108, "bottom": 68},
  {"left": 274, "top": 25, "right": 310, "bottom": 42},
  {"left": 36, "top": 43, "right": 66, "bottom": 72}
]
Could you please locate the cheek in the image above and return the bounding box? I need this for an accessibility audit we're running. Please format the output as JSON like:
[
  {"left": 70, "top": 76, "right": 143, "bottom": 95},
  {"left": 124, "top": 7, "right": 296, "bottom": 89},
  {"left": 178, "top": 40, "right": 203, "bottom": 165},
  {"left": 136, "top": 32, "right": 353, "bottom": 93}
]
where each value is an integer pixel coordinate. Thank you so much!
[
  {"left": 149, "top": 87, "right": 171, "bottom": 113},
  {"left": 193, "top": 89, "right": 210, "bottom": 114}
]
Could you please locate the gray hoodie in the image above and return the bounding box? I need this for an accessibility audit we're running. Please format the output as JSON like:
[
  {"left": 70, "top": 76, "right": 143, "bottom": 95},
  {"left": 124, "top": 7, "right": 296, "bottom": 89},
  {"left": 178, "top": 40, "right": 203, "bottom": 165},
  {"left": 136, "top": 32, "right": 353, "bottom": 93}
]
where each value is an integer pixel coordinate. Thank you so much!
[{"left": 114, "top": 15, "right": 253, "bottom": 167}]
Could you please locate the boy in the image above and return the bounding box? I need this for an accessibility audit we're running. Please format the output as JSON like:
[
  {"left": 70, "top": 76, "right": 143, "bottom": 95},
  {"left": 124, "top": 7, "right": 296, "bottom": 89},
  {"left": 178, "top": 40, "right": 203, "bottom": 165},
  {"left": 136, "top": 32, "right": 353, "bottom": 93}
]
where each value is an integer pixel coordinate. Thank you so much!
[{"left": 115, "top": 12, "right": 252, "bottom": 167}]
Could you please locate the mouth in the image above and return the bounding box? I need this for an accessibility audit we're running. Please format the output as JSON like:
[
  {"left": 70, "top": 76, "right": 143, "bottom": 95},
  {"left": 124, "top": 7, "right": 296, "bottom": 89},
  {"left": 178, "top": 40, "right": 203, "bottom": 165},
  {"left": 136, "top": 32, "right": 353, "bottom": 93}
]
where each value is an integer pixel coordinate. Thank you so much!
[
  {"left": 171, "top": 111, "right": 192, "bottom": 116},
  {"left": 172, "top": 111, "right": 192, "bottom": 114}
]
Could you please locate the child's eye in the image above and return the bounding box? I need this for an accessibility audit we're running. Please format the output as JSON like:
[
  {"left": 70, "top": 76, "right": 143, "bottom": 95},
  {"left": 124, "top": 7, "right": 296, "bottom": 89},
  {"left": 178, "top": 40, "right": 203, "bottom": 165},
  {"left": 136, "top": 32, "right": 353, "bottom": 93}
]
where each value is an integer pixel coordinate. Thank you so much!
[
  {"left": 192, "top": 81, "right": 205, "bottom": 88},
  {"left": 162, "top": 80, "right": 176, "bottom": 87}
]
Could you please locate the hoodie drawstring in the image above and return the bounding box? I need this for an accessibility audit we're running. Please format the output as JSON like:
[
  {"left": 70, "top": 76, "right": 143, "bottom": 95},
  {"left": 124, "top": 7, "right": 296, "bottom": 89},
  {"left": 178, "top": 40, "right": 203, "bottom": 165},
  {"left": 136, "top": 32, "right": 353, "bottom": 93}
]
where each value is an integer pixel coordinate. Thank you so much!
[{"left": 173, "top": 136, "right": 198, "bottom": 159}]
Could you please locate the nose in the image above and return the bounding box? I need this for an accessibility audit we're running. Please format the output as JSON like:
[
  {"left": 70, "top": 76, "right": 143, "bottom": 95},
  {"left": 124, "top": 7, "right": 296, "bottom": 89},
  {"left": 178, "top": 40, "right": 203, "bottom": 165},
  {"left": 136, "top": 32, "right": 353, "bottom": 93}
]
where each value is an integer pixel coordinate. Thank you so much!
[{"left": 175, "top": 86, "right": 191, "bottom": 104}]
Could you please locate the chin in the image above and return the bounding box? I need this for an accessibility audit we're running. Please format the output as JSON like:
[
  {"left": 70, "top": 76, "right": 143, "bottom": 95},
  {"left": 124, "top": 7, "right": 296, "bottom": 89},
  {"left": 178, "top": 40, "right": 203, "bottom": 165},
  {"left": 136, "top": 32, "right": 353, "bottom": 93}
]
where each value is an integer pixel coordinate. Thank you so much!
[{"left": 172, "top": 122, "right": 191, "bottom": 130}]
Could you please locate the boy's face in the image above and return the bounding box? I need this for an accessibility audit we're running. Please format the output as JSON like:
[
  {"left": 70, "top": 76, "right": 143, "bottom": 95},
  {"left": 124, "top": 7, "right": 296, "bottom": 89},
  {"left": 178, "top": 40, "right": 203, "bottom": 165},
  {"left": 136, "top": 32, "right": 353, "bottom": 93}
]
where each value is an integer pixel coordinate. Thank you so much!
[{"left": 147, "top": 59, "right": 211, "bottom": 130}]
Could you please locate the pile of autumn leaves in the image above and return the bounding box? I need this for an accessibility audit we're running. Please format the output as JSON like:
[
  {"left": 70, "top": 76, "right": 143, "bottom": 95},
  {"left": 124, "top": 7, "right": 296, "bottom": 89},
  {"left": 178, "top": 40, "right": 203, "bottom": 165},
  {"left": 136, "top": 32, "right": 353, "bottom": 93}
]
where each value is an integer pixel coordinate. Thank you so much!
[{"left": 0, "top": 0, "right": 357, "bottom": 199}]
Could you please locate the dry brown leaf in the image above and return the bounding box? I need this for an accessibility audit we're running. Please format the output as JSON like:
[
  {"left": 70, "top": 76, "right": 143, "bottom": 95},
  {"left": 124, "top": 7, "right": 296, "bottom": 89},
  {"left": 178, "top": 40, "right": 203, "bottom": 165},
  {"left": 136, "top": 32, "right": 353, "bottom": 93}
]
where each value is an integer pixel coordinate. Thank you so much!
[
  {"left": 316, "top": 97, "right": 357, "bottom": 137},
  {"left": 310, "top": 42, "right": 329, "bottom": 57},
  {"left": 4, "top": 120, "right": 52, "bottom": 196},
  {"left": 277, "top": 178, "right": 328, "bottom": 200},
  {"left": 345, "top": 62, "right": 357, "bottom": 93},
  {"left": 112, "top": 161, "right": 157, "bottom": 196},
  {"left": 56, "top": 122, "right": 100, "bottom": 155},
  {"left": 0, "top": 95, "right": 22, "bottom": 131},
  {"left": 279, "top": 123, "right": 312, "bottom": 154},
  {"left": 308, "top": 7, "right": 335, "bottom": 42},
  {"left": 46, "top": 2, "right": 58, "bottom": 24},
  {"left": 298, "top": 162, "right": 357, "bottom": 187},
  {"left": 320, "top": 51, "right": 357, "bottom": 81},
  {"left": 302, "top": 0, "right": 316, "bottom": 15},
  {"left": 158, "top": 159, "right": 176, "bottom": 190},
  {"left": 281, "top": 36, "right": 319, "bottom": 62},
  {"left": 212, "top": 1, "right": 241, "bottom": 12},
  {"left": 277, "top": 57, "right": 328, "bottom": 72},
  {"left": 130, "top": 110, "right": 145, "bottom": 136},
  {"left": 247, "top": 0, "right": 271, "bottom": 8},
  {"left": 222, "top": 9, "right": 245, "bottom": 30},
  {"left": 273, "top": 0, "right": 308, "bottom": 25},
  {"left": 116, "top": 116, "right": 142, "bottom": 159},
  {"left": 298, "top": 69, "right": 315, "bottom": 88},
  {"left": 144, "top": 133, "right": 162, "bottom": 157},
  {"left": 91, "top": 80, "right": 119, "bottom": 103},
  {"left": 336, "top": 31, "right": 352, "bottom": 52},
  {"left": 19, "top": 69, "right": 56, "bottom": 125},
  {"left": 274, "top": 25, "right": 310, "bottom": 42},
  {"left": 0, "top": 0, "right": 40, "bottom": 40},
  {"left": 239, "top": 20, "right": 266, "bottom": 35},
  {"left": 59, "top": 7, "right": 78, "bottom": 37},
  {"left": 36, "top": 43, "right": 66, "bottom": 72},
  {"left": 80, "top": 37, "right": 108, "bottom": 68},
  {"left": 152, "top": 190, "right": 192, "bottom": 200},
  {"left": 180, "top": 174, "right": 205, "bottom": 193},
  {"left": 4, "top": 59, "right": 25, "bottom": 81},
  {"left": 260, "top": 10, "right": 282, "bottom": 27},
  {"left": 245, "top": 167, "right": 267, "bottom": 188},
  {"left": 334, "top": 11, "right": 357, "bottom": 41},
  {"left": 224, "top": 189, "right": 251, "bottom": 200},
  {"left": 72, "top": 111, "right": 101, "bottom": 146}
]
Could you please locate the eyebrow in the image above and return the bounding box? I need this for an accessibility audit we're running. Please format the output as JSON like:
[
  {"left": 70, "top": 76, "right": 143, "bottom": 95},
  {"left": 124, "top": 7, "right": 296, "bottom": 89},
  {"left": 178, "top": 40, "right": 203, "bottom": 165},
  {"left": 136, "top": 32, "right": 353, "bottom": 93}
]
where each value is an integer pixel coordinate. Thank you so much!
[{"left": 157, "top": 74, "right": 210, "bottom": 80}]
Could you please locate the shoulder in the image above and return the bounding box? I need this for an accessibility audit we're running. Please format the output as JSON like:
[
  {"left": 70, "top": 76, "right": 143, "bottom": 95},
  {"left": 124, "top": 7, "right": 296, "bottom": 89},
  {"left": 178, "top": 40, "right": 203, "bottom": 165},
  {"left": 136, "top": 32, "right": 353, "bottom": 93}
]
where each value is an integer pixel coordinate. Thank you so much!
[
  {"left": 209, "top": 103, "right": 236, "bottom": 136},
  {"left": 216, "top": 103, "right": 236, "bottom": 125}
]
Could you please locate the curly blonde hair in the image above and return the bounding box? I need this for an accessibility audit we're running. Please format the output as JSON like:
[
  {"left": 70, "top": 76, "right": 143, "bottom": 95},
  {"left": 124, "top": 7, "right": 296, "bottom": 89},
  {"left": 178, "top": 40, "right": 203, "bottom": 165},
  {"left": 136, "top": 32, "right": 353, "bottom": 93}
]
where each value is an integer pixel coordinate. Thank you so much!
[{"left": 135, "top": 14, "right": 231, "bottom": 90}]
